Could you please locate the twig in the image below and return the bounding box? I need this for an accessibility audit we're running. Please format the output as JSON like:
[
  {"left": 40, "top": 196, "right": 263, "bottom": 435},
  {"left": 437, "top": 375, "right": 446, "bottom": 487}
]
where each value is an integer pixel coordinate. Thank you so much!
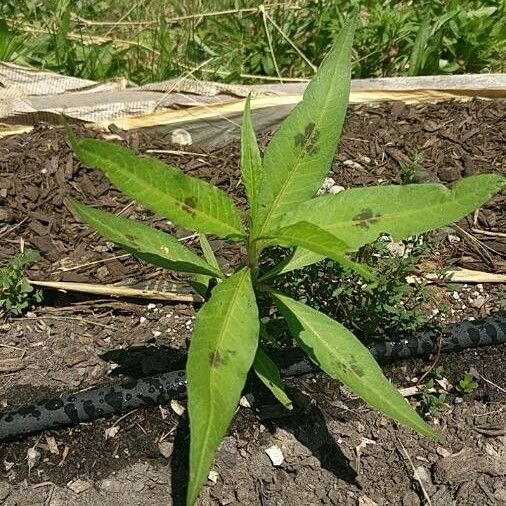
[
  {"left": 406, "top": 268, "right": 506, "bottom": 285},
  {"left": 0, "top": 217, "right": 28, "bottom": 239},
  {"left": 470, "top": 368, "right": 506, "bottom": 393},
  {"left": 398, "top": 439, "right": 432, "bottom": 505},
  {"left": 263, "top": 8, "right": 316, "bottom": 72},
  {"left": 26, "top": 279, "right": 203, "bottom": 303},
  {"left": 259, "top": 5, "right": 283, "bottom": 83},
  {"left": 12, "top": 315, "right": 118, "bottom": 330},
  {"left": 471, "top": 228, "right": 506, "bottom": 238},
  {"left": 57, "top": 253, "right": 130, "bottom": 272}
]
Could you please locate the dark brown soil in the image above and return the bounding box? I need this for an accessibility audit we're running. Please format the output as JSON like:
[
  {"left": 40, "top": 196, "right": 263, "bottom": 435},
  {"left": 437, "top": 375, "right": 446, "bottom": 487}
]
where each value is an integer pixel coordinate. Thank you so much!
[{"left": 0, "top": 98, "right": 505, "bottom": 505}]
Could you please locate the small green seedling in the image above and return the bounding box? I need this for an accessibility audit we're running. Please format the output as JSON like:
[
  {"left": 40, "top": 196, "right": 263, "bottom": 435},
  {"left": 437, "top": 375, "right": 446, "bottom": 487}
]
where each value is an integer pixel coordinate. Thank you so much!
[
  {"left": 420, "top": 379, "right": 448, "bottom": 419},
  {"left": 457, "top": 372, "right": 479, "bottom": 394},
  {"left": 0, "top": 249, "right": 42, "bottom": 316},
  {"left": 65, "top": 15, "right": 505, "bottom": 505}
]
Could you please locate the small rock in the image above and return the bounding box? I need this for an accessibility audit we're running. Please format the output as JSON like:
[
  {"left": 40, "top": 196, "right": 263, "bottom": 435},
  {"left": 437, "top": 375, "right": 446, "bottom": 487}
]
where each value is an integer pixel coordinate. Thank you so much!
[
  {"left": 239, "top": 393, "right": 255, "bottom": 408},
  {"left": 67, "top": 479, "right": 92, "bottom": 494},
  {"left": 27, "top": 447, "right": 41, "bottom": 470},
  {"left": 436, "top": 446, "right": 451, "bottom": 458},
  {"left": 208, "top": 470, "right": 219, "bottom": 484},
  {"left": 0, "top": 481, "right": 11, "bottom": 501},
  {"left": 447, "top": 233, "right": 461, "bottom": 243},
  {"left": 438, "top": 166, "right": 461, "bottom": 182},
  {"left": 265, "top": 445, "right": 284, "bottom": 466},
  {"left": 329, "top": 185, "right": 345, "bottom": 194},
  {"left": 343, "top": 159, "right": 363, "bottom": 170},
  {"left": 170, "top": 399, "right": 185, "bottom": 416},
  {"left": 96, "top": 265, "right": 110, "bottom": 281},
  {"left": 0, "top": 207, "right": 14, "bottom": 223},
  {"left": 158, "top": 441, "right": 174, "bottom": 458},
  {"left": 470, "top": 296, "right": 486, "bottom": 309},
  {"left": 104, "top": 425, "right": 121, "bottom": 439}
]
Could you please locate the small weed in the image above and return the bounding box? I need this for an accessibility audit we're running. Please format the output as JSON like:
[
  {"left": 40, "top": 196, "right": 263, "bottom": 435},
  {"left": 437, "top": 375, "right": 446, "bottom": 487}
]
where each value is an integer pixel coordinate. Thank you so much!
[
  {"left": 420, "top": 379, "right": 448, "bottom": 419},
  {"left": 399, "top": 151, "right": 426, "bottom": 184},
  {"left": 0, "top": 249, "right": 42, "bottom": 316},
  {"left": 269, "top": 234, "right": 435, "bottom": 341},
  {"left": 457, "top": 372, "right": 479, "bottom": 394}
]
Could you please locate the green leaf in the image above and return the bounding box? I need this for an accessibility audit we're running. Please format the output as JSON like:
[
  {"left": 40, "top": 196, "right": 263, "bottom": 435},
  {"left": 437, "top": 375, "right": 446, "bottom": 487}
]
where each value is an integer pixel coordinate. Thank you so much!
[
  {"left": 254, "top": 14, "right": 356, "bottom": 236},
  {"left": 278, "top": 175, "right": 506, "bottom": 253},
  {"left": 72, "top": 138, "right": 245, "bottom": 240},
  {"left": 241, "top": 94, "right": 263, "bottom": 227},
  {"left": 273, "top": 293, "right": 437, "bottom": 438},
  {"left": 187, "top": 268, "right": 259, "bottom": 505},
  {"left": 190, "top": 235, "right": 222, "bottom": 298},
  {"left": 199, "top": 234, "right": 221, "bottom": 272},
  {"left": 263, "top": 221, "right": 375, "bottom": 281},
  {"left": 260, "top": 248, "right": 324, "bottom": 281},
  {"left": 68, "top": 197, "right": 222, "bottom": 278},
  {"left": 253, "top": 347, "right": 293, "bottom": 410}
]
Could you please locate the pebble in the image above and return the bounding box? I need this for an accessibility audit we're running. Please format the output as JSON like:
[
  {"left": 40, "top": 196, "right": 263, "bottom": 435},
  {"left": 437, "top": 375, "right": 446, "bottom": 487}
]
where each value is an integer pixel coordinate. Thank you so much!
[
  {"left": 208, "top": 470, "right": 219, "bottom": 484},
  {"left": 239, "top": 393, "right": 255, "bottom": 408},
  {"left": 265, "top": 445, "right": 284, "bottom": 466},
  {"left": 170, "top": 399, "right": 186, "bottom": 416},
  {"left": 470, "top": 296, "right": 486, "bottom": 309},
  {"left": 67, "top": 479, "right": 92, "bottom": 494},
  {"left": 158, "top": 441, "right": 174, "bottom": 458}
]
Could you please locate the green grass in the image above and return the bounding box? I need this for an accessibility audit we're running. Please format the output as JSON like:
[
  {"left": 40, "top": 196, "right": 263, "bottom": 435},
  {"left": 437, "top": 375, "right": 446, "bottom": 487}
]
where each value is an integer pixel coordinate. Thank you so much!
[{"left": 1, "top": 0, "right": 504, "bottom": 84}]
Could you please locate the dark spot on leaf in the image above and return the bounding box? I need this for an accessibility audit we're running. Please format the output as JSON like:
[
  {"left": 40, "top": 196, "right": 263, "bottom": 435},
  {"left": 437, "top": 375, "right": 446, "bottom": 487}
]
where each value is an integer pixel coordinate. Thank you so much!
[
  {"left": 350, "top": 364, "right": 364, "bottom": 377},
  {"left": 181, "top": 196, "right": 198, "bottom": 217},
  {"left": 210, "top": 351, "right": 221, "bottom": 367},
  {"left": 353, "top": 208, "right": 381, "bottom": 230},
  {"left": 125, "top": 234, "right": 138, "bottom": 245},
  {"left": 294, "top": 121, "right": 320, "bottom": 155}
]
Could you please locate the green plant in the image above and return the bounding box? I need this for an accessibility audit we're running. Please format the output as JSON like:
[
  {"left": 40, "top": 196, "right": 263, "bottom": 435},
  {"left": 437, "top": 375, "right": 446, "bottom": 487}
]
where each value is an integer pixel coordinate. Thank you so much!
[
  {"left": 0, "top": 249, "right": 42, "bottom": 316},
  {"left": 457, "top": 372, "right": 479, "bottom": 394},
  {"left": 268, "top": 234, "right": 435, "bottom": 340},
  {"left": 66, "top": 16, "right": 505, "bottom": 505},
  {"left": 420, "top": 379, "right": 448, "bottom": 418},
  {"left": 399, "top": 151, "right": 426, "bottom": 184}
]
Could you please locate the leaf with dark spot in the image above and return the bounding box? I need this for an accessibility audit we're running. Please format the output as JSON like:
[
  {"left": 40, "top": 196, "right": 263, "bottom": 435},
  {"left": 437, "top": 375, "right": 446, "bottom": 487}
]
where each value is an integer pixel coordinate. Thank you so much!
[{"left": 352, "top": 208, "right": 381, "bottom": 229}]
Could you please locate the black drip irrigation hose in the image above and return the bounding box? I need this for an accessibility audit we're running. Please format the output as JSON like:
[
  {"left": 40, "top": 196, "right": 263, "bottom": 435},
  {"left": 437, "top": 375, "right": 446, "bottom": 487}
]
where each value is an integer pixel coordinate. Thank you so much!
[{"left": 1, "top": 316, "right": 505, "bottom": 442}]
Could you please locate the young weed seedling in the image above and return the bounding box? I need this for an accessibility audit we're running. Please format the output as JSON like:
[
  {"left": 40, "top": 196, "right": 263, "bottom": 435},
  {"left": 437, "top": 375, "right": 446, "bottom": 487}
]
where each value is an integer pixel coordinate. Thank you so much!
[
  {"left": 66, "top": 15, "right": 505, "bottom": 505},
  {"left": 0, "top": 249, "right": 42, "bottom": 316}
]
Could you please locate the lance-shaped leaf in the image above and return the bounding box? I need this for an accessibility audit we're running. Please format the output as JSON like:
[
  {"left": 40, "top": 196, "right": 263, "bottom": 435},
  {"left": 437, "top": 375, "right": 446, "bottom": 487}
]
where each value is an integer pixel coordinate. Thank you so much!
[
  {"left": 273, "top": 293, "right": 437, "bottom": 438},
  {"left": 260, "top": 248, "right": 324, "bottom": 281},
  {"left": 263, "top": 221, "right": 375, "bottom": 281},
  {"left": 254, "top": 15, "right": 356, "bottom": 236},
  {"left": 241, "top": 94, "right": 263, "bottom": 227},
  {"left": 278, "top": 175, "right": 506, "bottom": 252},
  {"left": 254, "top": 347, "right": 293, "bottom": 410},
  {"left": 190, "top": 235, "right": 223, "bottom": 298},
  {"left": 72, "top": 138, "right": 245, "bottom": 240},
  {"left": 187, "top": 268, "right": 259, "bottom": 505},
  {"left": 68, "top": 198, "right": 223, "bottom": 278}
]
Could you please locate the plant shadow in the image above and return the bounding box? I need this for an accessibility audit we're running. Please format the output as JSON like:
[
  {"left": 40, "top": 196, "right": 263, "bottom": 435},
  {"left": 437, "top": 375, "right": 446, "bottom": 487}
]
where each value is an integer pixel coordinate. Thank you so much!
[{"left": 102, "top": 345, "right": 358, "bottom": 499}]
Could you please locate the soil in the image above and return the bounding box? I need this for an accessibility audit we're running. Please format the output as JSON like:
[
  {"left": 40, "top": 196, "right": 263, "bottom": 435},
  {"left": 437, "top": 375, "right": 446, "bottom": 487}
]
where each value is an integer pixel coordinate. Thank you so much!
[{"left": 0, "top": 99, "right": 505, "bottom": 505}]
